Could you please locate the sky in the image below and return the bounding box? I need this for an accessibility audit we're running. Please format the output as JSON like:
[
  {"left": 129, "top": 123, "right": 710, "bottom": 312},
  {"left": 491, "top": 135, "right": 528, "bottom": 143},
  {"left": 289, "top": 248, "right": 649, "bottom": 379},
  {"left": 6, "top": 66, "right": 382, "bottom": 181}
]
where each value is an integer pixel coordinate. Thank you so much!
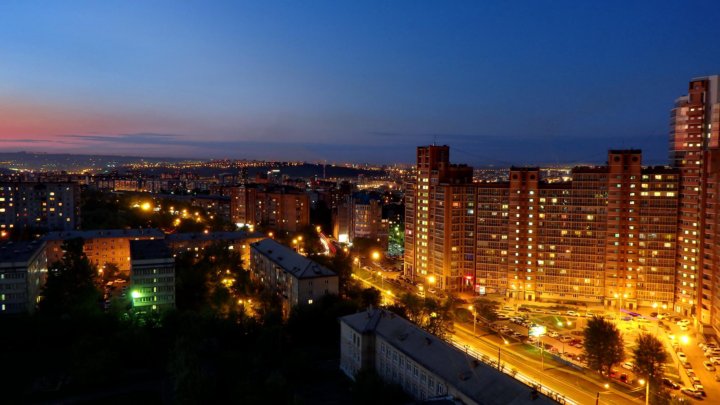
[{"left": 1, "top": 1, "right": 719, "bottom": 166}]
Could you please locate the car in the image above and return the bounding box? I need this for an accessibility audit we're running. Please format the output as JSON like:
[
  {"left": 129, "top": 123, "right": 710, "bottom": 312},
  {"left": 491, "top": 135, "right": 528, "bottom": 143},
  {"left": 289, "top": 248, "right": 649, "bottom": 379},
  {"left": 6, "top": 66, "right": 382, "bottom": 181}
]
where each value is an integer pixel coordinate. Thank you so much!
[
  {"left": 681, "top": 388, "right": 703, "bottom": 398},
  {"left": 687, "top": 369, "right": 696, "bottom": 378},
  {"left": 559, "top": 335, "right": 573, "bottom": 343},
  {"left": 518, "top": 307, "right": 530, "bottom": 312},
  {"left": 693, "top": 384, "right": 706, "bottom": 397},
  {"left": 650, "top": 312, "right": 658, "bottom": 318},
  {"left": 621, "top": 316, "right": 633, "bottom": 321},
  {"left": 502, "top": 306, "right": 514, "bottom": 312},
  {"left": 549, "top": 331, "right": 560, "bottom": 338},
  {"left": 711, "top": 356, "right": 720, "bottom": 365},
  {"left": 427, "top": 288, "right": 437, "bottom": 294},
  {"left": 677, "top": 352, "right": 688, "bottom": 362},
  {"left": 690, "top": 376, "right": 701, "bottom": 386},
  {"left": 622, "top": 361, "right": 634, "bottom": 371},
  {"left": 677, "top": 319, "right": 690, "bottom": 326},
  {"left": 704, "top": 361, "right": 716, "bottom": 371},
  {"left": 683, "top": 362, "right": 693, "bottom": 369},
  {"left": 679, "top": 324, "right": 689, "bottom": 331},
  {"left": 566, "top": 310, "right": 579, "bottom": 317},
  {"left": 662, "top": 378, "right": 680, "bottom": 390}
]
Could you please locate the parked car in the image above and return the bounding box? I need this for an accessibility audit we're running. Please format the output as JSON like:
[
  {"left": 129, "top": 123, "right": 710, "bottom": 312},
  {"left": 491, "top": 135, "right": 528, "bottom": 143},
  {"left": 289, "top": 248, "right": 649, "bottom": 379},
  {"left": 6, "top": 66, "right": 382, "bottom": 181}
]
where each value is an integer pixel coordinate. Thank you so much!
[
  {"left": 704, "top": 361, "right": 716, "bottom": 371},
  {"left": 549, "top": 331, "right": 560, "bottom": 338},
  {"left": 559, "top": 335, "right": 573, "bottom": 343},
  {"left": 622, "top": 361, "right": 634, "bottom": 371},
  {"left": 679, "top": 324, "right": 689, "bottom": 331},
  {"left": 566, "top": 310, "right": 579, "bottom": 316},
  {"left": 662, "top": 378, "right": 680, "bottom": 390},
  {"left": 681, "top": 388, "right": 703, "bottom": 398},
  {"left": 677, "top": 352, "right": 688, "bottom": 362},
  {"left": 693, "top": 384, "right": 705, "bottom": 397}
]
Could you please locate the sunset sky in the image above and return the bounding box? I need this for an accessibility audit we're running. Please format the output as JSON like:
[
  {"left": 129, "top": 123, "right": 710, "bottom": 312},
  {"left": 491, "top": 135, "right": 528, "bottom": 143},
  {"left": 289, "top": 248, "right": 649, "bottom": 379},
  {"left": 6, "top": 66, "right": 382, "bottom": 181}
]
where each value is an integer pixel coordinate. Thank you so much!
[{"left": 1, "top": 1, "right": 719, "bottom": 164}]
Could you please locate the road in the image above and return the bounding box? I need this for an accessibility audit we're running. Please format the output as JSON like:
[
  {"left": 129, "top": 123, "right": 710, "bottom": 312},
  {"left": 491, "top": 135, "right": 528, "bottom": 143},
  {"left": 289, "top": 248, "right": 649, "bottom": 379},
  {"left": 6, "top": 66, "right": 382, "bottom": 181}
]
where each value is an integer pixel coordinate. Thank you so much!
[
  {"left": 452, "top": 323, "right": 642, "bottom": 405},
  {"left": 351, "top": 269, "right": 646, "bottom": 404}
]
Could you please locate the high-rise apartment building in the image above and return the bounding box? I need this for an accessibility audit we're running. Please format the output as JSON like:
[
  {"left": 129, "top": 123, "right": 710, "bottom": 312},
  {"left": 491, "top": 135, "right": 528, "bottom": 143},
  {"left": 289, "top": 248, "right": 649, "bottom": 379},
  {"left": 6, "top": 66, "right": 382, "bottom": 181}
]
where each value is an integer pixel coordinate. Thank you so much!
[
  {"left": 670, "top": 75, "right": 720, "bottom": 331},
  {"left": 404, "top": 146, "right": 474, "bottom": 290},
  {"left": 230, "top": 185, "right": 310, "bottom": 232},
  {"left": 405, "top": 147, "right": 679, "bottom": 311}
]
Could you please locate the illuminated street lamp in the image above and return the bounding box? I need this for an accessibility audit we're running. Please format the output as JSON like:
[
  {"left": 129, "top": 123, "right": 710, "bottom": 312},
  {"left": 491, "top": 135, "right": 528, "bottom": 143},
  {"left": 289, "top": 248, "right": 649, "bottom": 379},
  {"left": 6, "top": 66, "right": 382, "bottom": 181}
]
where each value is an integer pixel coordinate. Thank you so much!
[
  {"left": 639, "top": 379, "right": 649, "bottom": 405},
  {"left": 371, "top": 251, "right": 381, "bottom": 261},
  {"left": 596, "top": 383, "right": 610, "bottom": 405},
  {"left": 469, "top": 305, "right": 476, "bottom": 334},
  {"left": 530, "top": 325, "right": 547, "bottom": 370},
  {"left": 428, "top": 275, "right": 436, "bottom": 285},
  {"left": 497, "top": 339, "right": 509, "bottom": 370}
]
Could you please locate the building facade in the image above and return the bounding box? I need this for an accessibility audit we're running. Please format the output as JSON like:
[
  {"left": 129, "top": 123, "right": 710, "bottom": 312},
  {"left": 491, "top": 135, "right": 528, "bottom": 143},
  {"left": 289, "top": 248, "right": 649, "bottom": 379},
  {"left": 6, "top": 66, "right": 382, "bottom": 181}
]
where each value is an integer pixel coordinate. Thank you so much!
[
  {"left": 129, "top": 240, "right": 175, "bottom": 311},
  {"left": 45, "top": 229, "right": 164, "bottom": 273},
  {"left": 670, "top": 75, "right": 720, "bottom": 332},
  {"left": 0, "top": 240, "right": 47, "bottom": 314},
  {"left": 250, "top": 238, "right": 338, "bottom": 316},
  {"left": 405, "top": 147, "right": 679, "bottom": 311},
  {"left": 0, "top": 181, "right": 80, "bottom": 232},
  {"left": 340, "top": 309, "right": 555, "bottom": 404},
  {"left": 231, "top": 185, "right": 310, "bottom": 232}
]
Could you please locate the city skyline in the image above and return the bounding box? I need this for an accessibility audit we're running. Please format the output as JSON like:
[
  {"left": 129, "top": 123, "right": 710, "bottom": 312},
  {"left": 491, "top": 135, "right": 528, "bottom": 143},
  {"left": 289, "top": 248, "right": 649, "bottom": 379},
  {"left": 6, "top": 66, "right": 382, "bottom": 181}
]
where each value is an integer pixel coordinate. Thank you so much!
[{"left": 2, "top": 1, "right": 720, "bottom": 164}]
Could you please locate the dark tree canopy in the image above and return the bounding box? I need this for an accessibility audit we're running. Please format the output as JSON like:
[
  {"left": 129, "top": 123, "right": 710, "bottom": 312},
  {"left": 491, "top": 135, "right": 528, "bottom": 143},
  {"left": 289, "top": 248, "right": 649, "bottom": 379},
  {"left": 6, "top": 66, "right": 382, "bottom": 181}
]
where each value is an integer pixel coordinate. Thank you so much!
[
  {"left": 38, "top": 238, "right": 102, "bottom": 318},
  {"left": 633, "top": 332, "right": 668, "bottom": 402},
  {"left": 583, "top": 316, "right": 625, "bottom": 375}
]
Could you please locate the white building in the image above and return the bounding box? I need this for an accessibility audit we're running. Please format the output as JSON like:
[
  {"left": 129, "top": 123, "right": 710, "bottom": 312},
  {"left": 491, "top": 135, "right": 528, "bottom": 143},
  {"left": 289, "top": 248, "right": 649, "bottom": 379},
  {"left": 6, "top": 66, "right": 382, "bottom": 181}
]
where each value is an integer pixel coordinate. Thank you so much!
[
  {"left": 340, "top": 309, "right": 557, "bottom": 405},
  {"left": 250, "top": 238, "right": 338, "bottom": 316}
]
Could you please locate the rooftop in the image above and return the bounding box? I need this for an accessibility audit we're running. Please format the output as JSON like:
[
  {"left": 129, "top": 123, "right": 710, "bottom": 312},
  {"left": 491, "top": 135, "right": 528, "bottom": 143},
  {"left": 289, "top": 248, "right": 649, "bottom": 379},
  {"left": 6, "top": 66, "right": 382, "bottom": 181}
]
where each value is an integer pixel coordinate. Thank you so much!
[
  {"left": 45, "top": 228, "right": 164, "bottom": 240},
  {"left": 251, "top": 238, "right": 336, "bottom": 279},
  {"left": 130, "top": 239, "right": 172, "bottom": 261},
  {"left": 0, "top": 240, "right": 46, "bottom": 264},
  {"left": 167, "top": 231, "right": 263, "bottom": 242},
  {"left": 342, "top": 309, "right": 557, "bottom": 405}
]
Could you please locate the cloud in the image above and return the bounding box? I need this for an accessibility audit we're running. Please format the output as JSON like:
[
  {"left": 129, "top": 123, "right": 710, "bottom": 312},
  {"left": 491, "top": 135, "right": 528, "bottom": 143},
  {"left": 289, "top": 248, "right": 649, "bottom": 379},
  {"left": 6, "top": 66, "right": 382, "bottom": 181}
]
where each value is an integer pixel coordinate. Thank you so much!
[{"left": 61, "top": 133, "right": 182, "bottom": 145}]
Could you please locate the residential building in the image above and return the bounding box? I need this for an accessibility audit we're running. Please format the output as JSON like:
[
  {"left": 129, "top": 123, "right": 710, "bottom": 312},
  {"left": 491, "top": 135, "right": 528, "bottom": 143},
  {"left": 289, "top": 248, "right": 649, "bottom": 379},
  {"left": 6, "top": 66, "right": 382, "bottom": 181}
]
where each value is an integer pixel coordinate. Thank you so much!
[
  {"left": 44, "top": 228, "right": 164, "bottom": 273},
  {"left": 0, "top": 181, "right": 80, "bottom": 231},
  {"left": 340, "top": 309, "right": 556, "bottom": 404},
  {"left": 250, "top": 238, "right": 338, "bottom": 316},
  {"left": 0, "top": 240, "right": 47, "bottom": 314},
  {"left": 231, "top": 185, "right": 310, "bottom": 232},
  {"left": 405, "top": 146, "right": 679, "bottom": 311},
  {"left": 670, "top": 75, "right": 720, "bottom": 332},
  {"left": 129, "top": 239, "right": 175, "bottom": 311}
]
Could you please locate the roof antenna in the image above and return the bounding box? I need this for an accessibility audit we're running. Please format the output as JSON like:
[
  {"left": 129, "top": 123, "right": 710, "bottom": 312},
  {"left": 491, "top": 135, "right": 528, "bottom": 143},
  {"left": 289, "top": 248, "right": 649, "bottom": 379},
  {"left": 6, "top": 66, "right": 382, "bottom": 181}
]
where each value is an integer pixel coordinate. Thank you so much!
[{"left": 433, "top": 134, "right": 437, "bottom": 146}]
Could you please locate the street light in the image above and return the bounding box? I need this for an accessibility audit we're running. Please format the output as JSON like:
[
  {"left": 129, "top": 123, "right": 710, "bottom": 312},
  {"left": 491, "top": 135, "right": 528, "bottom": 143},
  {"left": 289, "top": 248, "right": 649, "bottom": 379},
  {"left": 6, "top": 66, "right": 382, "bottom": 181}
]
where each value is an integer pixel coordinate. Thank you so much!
[
  {"left": 469, "top": 305, "right": 476, "bottom": 334},
  {"left": 498, "top": 339, "right": 509, "bottom": 370},
  {"left": 639, "top": 379, "right": 649, "bottom": 405},
  {"left": 371, "top": 251, "right": 381, "bottom": 261},
  {"left": 596, "top": 383, "right": 610, "bottom": 405}
]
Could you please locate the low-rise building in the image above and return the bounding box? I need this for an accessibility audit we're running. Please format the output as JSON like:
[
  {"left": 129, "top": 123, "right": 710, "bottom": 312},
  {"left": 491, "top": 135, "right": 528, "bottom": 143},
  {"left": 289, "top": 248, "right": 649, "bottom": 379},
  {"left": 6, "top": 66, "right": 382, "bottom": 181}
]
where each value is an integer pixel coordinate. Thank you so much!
[
  {"left": 0, "top": 240, "right": 47, "bottom": 314},
  {"left": 340, "top": 309, "right": 557, "bottom": 405},
  {"left": 45, "top": 228, "right": 164, "bottom": 273},
  {"left": 129, "top": 240, "right": 175, "bottom": 311},
  {"left": 250, "top": 238, "right": 338, "bottom": 316}
]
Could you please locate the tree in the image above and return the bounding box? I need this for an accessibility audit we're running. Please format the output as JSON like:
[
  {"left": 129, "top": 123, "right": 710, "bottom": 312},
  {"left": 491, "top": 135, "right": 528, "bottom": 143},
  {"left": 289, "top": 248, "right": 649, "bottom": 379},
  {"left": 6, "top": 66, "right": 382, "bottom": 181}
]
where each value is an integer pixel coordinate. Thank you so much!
[
  {"left": 583, "top": 316, "right": 625, "bottom": 375},
  {"left": 39, "top": 238, "right": 102, "bottom": 318},
  {"left": 472, "top": 297, "right": 499, "bottom": 323},
  {"left": 633, "top": 333, "right": 668, "bottom": 404},
  {"left": 359, "top": 287, "right": 381, "bottom": 308}
]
